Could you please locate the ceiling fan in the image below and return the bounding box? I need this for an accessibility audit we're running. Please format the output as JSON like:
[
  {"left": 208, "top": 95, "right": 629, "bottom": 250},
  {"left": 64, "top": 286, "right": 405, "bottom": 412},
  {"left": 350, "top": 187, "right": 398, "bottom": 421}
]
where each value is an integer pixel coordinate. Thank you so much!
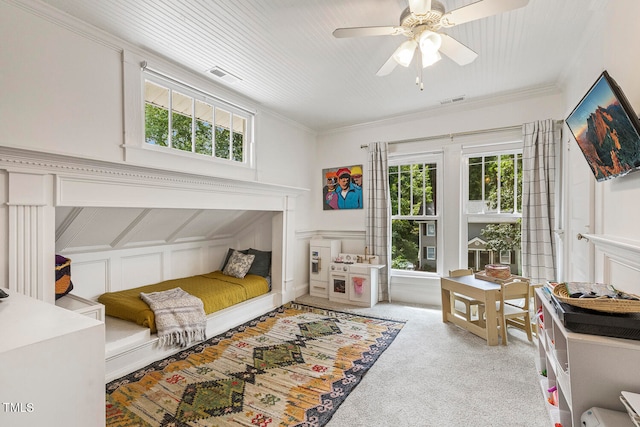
[{"left": 333, "top": 0, "right": 530, "bottom": 90}]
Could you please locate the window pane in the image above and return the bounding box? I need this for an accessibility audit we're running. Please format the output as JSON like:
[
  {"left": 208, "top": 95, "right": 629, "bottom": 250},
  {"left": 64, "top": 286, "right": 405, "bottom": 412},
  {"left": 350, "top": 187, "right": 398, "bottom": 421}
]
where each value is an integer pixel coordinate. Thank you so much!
[
  {"left": 144, "top": 81, "right": 169, "bottom": 147},
  {"left": 391, "top": 219, "right": 437, "bottom": 272},
  {"left": 392, "top": 219, "right": 419, "bottom": 271},
  {"left": 215, "top": 108, "right": 231, "bottom": 159},
  {"left": 425, "top": 163, "right": 437, "bottom": 215},
  {"left": 468, "top": 157, "right": 483, "bottom": 201},
  {"left": 517, "top": 153, "right": 523, "bottom": 212},
  {"left": 389, "top": 166, "right": 399, "bottom": 215},
  {"left": 399, "top": 165, "right": 411, "bottom": 216},
  {"left": 484, "top": 156, "right": 498, "bottom": 213},
  {"left": 195, "top": 100, "right": 213, "bottom": 156},
  {"left": 171, "top": 91, "right": 193, "bottom": 152},
  {"left": 231, "top": 115, "right": 245, "bottom": 162},
  {"left": 468, "top": 221, "right": 521, "bottom": 274},
  {"left": 412, "top": 164, "right": 424, "bottom": 215},
  {"left": 500, "top": 154, "right": 515, "bottom": 213}
]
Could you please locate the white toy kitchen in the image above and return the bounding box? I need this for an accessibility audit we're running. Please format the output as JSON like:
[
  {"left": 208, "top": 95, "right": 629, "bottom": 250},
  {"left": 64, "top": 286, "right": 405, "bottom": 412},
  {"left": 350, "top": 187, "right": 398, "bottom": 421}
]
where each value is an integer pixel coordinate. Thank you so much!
[{"left": 310, "top": 239, "right": 383, "bottom": 308}]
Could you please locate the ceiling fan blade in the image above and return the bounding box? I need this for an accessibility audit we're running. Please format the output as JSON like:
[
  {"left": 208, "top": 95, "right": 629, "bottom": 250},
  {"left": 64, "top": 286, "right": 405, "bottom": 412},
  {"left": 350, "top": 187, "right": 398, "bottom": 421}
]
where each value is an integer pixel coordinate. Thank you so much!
[
  {"left": 376, "top": 54, "right": 398, "bottom": 76},
  {"left": 409, "top": 0, "right": 432, "bottom": 15},
  {"left": 441, "top": 0, "right": 529, "bottom": 27},
  {"left": 333, "top": 26, "right": 402, "bottom": 38},
  {"left": 438, "top": 33, "right": 478, "bottom": 65}
]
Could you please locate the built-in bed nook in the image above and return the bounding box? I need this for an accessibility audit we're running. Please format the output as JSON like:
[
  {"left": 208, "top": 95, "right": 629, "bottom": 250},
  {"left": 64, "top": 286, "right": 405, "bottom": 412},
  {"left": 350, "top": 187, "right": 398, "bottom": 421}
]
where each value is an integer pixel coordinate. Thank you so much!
[{"left": 1, "top": 147, "right": 306, "bottom": 382}]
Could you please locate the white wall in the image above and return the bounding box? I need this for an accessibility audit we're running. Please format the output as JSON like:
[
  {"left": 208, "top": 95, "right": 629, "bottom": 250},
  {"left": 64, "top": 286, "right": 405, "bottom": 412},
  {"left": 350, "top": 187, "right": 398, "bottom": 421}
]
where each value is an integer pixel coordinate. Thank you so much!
[
  {"left": 314, "top": 90, "right": 565, "bottom": 304},
  {"left": 0, "top": 1, "right": 315, "bottom": 293},
  {"left": 560, "top": 0, "right": 640, "bottom": 293}
]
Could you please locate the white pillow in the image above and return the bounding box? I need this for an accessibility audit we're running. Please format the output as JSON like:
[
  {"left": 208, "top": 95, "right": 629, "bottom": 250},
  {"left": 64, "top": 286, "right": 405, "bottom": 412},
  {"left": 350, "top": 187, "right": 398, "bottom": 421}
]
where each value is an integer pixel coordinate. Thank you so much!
[{"left": 222, "top": 250, "right": 255, "bottom": 278}]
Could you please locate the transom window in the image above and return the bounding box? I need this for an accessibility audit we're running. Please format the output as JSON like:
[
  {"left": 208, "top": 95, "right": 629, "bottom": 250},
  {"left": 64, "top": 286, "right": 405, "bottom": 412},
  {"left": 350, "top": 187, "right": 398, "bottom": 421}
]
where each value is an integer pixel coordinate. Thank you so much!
[{"left": 144, "top": 78, "right": 251, "bottom": 163}]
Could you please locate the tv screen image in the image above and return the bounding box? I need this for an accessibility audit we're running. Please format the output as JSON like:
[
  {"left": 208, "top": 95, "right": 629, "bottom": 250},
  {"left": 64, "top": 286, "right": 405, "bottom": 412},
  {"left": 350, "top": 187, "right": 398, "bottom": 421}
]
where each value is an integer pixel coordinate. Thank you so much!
[{"left": 566, "top": 71, "right": 640, "bottom": 182}]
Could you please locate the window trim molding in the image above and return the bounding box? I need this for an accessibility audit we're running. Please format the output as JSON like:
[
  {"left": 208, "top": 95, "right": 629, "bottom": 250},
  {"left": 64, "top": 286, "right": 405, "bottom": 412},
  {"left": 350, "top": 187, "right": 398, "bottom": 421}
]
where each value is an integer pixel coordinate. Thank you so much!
[
  {"left": 142, "top": 72, "right": 254, "bottom": 164},
  {"left": 462, "top": 143, "right": 523, "bottom": 272},
  {"left": 389, "top": 152, "right": 443, "bottom": 275},
  {"left": 122, "top": 50, "right": 257, "bottom": 179}
]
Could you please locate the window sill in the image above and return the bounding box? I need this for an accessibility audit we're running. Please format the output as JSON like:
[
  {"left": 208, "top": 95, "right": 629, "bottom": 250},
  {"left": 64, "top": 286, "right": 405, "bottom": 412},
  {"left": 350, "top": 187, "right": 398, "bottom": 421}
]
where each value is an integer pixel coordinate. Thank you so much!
[
  {"left": 391, "top": 269, "right": 440, "bottom": 279},
  {"left": 122, "top": 144, "right": 255, "bottom": 181}
]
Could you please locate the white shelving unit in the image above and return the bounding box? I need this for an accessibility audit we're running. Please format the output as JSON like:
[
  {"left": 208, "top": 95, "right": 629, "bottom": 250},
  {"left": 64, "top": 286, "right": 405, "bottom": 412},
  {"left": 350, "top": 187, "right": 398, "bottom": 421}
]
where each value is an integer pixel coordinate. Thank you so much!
[{"left": 535, "top": 288, "right": 640, "bottom": 426}]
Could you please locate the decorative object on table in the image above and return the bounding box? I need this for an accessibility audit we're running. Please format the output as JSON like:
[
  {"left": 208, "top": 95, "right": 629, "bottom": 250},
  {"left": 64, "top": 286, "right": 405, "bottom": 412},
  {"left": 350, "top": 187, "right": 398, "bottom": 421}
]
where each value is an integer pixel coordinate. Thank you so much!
[
  {"left": 55, "top": 254, "right": 74, "bottom": 299},
  {"left": 484, "top": 264, "right": 511, "bottom": 280},
  {"left": 322, "top": 164, "right": 363, "bottom": 210},
  {"left": 474, "top": 268, "right": 529, "bottom": 285},
  {"left": 553, "top": 282, "right": 640, "bottom": 313},
  {"left": 105, "top": 302, "right": 405, "bottom": 427},
  {"left": 0, "top": 288, "right": 8, "bottom": 298}
]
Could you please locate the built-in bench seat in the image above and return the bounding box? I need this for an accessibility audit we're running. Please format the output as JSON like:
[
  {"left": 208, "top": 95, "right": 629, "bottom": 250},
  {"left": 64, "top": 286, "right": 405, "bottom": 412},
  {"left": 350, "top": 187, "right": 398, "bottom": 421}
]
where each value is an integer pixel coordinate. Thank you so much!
[{"left": 104, "top": 291, "right": 281, "bottom": 382}]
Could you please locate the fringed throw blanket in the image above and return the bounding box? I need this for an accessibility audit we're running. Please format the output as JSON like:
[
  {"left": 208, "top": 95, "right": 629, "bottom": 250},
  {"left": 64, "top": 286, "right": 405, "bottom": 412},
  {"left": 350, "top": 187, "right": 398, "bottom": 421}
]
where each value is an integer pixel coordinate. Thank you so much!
[{"left": 140, "top": 287, "right": 206, "bottom": 347}]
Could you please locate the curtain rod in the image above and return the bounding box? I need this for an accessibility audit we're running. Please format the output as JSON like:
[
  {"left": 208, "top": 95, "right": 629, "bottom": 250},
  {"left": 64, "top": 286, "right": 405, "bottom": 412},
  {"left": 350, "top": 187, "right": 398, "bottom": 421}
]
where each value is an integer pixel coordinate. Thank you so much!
[
  {"left": 360, "top": 124, "right": 522, "bottom": 149},
  {"left": 140, "top": 61, "right": 256, "bottom": 116}
]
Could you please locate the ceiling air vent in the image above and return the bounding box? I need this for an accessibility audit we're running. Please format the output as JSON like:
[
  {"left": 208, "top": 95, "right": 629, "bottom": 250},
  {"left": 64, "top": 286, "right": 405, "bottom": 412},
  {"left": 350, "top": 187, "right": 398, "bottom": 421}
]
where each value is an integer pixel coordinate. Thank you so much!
[
  {"left": 439, "top": 95, "right": 466, "bottom": 105},
  {"left": 206, "top": 66, "right": 242, "bottom": 84}
]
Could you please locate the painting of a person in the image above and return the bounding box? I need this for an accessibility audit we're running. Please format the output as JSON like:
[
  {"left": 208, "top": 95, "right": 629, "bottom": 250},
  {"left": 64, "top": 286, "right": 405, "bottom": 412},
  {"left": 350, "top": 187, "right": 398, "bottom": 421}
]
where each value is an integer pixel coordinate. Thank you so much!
[
  {"left": 350, "top": 165, "right": 363, "bottom": 188},
  {"left": 323, "top": 171, "right": 339, "bottom": 210},
  {"left": 335, "top": 168, "right": 362, "bottom": 209}
]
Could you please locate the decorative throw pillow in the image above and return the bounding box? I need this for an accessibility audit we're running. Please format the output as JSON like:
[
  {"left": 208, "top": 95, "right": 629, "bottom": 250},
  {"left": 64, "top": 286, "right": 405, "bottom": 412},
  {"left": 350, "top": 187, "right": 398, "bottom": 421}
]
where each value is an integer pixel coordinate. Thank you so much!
[
  {"left": 222, "top": 250, "right": 255, "bottom": 279},
  {"left": 221, "top": 248, "right": 249, "bottom": 271},
  {"left": 247, "top": 248, "right": 272, "bottom": 277},
  {"left": 55, "top": 255, "right": 74, "bottom": 300}
]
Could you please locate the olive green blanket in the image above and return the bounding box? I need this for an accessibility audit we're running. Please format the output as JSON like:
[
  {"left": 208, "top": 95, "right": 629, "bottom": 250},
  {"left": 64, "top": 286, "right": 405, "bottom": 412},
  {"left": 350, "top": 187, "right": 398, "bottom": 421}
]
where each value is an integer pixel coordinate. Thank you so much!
[{"left": 98, "top": 271, "right": 269, "bottom": 333}]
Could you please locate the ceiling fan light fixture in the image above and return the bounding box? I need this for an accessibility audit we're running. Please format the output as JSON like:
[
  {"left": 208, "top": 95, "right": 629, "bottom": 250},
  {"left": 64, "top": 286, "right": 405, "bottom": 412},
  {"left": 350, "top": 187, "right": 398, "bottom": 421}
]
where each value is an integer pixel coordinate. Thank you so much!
[
  {"left": 418, "top": 30, "right": 442, "bottom": 53},
  {"left": 393, "top": 39, "right": 418, "bottom": 67},
  {"left": 421, "top": 49, "right": 441, "bottom": 67}
]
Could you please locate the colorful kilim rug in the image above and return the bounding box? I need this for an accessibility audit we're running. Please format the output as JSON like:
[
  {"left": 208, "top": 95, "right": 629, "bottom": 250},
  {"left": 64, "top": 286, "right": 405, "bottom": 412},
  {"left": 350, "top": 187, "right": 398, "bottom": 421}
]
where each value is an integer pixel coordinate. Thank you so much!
[{"left": 105, "top": 303, "right": 405, "bottom": 427}]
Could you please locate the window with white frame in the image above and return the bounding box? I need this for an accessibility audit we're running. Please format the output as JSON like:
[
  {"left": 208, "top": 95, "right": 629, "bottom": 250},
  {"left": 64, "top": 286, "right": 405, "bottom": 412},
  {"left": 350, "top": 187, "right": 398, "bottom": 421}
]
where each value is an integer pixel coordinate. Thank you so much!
[
  {"left": 143, "top": 76, "right": 252, "bottom": 163},
  {"left": 389, "top": 155, "right": 441, "bottom": 273},
  {"left": 465, "top": 151, "right": 523, "bottom": 274}
]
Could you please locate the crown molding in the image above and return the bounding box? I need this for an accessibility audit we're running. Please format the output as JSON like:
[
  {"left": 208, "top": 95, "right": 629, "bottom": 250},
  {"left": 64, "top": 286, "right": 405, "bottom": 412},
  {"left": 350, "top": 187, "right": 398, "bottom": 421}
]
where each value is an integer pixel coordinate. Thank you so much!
[
  {"left": 320, "top": 84, "right": 561, "bottom": 136},
  {"left": 0, "top": 146, "right": 308, "bottom": 197}
]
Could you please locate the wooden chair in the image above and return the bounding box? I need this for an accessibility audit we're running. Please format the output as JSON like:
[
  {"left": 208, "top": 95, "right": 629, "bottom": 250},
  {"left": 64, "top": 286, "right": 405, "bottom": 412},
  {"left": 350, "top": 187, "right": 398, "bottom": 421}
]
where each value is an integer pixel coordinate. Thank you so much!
[
  {"left": 496, "top": 279, "right": 533, "bottom": 345},
  {"left": 449, "top": 269, "right": 485, "bottom": 323}
]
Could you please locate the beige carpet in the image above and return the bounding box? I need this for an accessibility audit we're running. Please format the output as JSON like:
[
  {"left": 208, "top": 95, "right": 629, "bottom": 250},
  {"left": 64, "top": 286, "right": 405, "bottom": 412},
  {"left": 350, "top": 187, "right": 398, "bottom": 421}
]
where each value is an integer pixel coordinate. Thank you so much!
[{"left": 295, "top": 295, "right": 549, "bottom": 427}]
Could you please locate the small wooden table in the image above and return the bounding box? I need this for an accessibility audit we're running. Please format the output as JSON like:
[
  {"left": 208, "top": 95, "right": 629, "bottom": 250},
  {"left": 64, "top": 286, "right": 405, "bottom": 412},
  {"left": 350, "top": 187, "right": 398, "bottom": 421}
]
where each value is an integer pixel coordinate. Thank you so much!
[{"left": 440, "top": 274, "right": 501, "bottom": 346}]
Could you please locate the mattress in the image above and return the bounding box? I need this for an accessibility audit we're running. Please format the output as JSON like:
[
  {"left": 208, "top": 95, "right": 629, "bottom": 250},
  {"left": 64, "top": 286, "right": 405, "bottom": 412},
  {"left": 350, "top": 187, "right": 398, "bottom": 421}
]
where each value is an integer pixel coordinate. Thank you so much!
[{"left": 97, "top": 271, "right": 269, "bottom": 333}]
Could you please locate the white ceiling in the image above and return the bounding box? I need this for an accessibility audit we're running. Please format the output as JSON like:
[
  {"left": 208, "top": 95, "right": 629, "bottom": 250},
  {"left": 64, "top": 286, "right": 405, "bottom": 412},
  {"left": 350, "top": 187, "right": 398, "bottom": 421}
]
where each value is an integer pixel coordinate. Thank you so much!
[{"left": 38, "top": 0, "right": 605, "bottom": 132}]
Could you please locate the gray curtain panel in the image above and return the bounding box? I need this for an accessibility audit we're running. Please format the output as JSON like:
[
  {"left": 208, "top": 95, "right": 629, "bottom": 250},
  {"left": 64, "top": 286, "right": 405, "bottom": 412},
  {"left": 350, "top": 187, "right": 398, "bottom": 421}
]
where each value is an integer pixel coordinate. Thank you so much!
[
  {"left": 366, "top": 142, "right": 391, "bottom": 301},
  {"left": 522, "top": 119, "right": 562, "bottom": 284}
]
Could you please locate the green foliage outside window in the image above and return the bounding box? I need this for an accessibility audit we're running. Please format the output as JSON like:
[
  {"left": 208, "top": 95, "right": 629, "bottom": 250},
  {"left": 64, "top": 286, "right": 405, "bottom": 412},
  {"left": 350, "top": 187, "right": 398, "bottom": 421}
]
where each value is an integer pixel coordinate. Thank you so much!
[
  {"left": 144, "top": 80, "right": 245, "bottom": 162},
  {"left": 390, "top": 163, "right": 436, "bottom": 271},
  {"left": 469, "top": 154, "right": 522, "bottom": 213},
  {"left": 480, "top": 220, "right": 522, "bottom": 253}
]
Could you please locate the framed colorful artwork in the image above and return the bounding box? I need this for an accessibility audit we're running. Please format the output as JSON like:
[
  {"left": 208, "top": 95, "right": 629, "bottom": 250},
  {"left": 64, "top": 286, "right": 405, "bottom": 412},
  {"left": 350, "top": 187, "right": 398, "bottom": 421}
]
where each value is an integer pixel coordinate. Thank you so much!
[{"left": 322, "top": 164, "right": 363, "bottom": 210}]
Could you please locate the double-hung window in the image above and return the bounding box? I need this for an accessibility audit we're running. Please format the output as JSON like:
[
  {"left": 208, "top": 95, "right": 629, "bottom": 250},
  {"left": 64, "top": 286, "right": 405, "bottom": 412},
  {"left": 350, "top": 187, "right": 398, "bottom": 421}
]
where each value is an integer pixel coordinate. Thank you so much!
[
  {"left": 143, "top": 75, "right": 252, "bottom": 163},
  {"left": 464, "top": 150, "right": 523, "bottom": 274},
  {"left": 389, "top": 154, "right": 441, "bottom": 273}
]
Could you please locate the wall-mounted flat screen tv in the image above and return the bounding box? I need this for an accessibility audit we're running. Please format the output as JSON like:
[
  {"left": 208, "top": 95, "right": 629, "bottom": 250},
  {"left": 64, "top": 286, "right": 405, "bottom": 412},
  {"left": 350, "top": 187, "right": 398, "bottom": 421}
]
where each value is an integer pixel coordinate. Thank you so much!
[{"left": 566, "top": 70, "right": 640, "bottom": 182}]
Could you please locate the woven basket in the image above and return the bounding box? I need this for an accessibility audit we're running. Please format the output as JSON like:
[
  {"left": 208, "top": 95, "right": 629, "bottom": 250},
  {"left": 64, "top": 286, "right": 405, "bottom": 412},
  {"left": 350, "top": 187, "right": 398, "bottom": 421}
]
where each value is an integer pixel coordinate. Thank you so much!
[{"left": 553, "top": 283, "right": 640, "bottom": 314}]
